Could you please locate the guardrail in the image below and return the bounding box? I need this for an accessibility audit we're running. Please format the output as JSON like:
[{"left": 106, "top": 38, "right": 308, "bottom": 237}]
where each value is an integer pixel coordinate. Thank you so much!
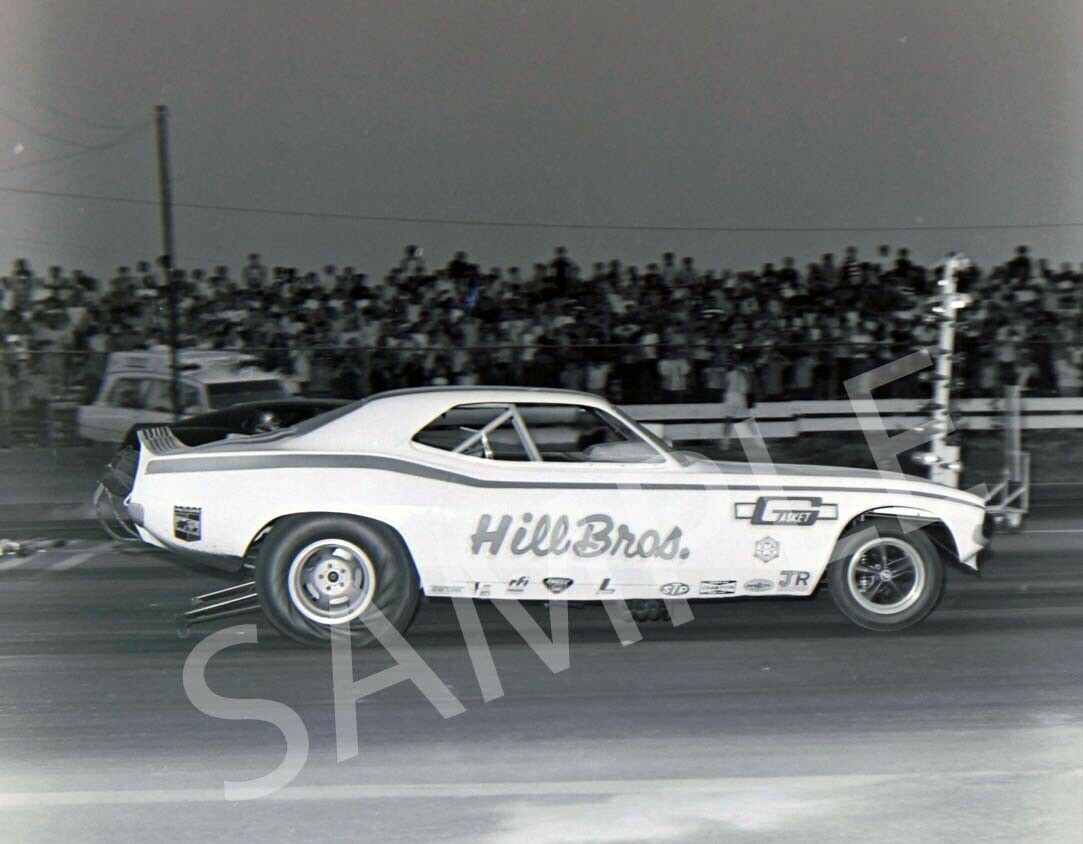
[{"left": 624, "top": 397, "right": 1083, "bottom": 440}]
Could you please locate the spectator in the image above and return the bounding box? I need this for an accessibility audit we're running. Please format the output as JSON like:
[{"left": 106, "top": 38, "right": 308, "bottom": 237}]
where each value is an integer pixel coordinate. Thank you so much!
[
  {"left": 995, "top": 319, "right": 1023, "bottom": 385},
  {"left": 4, "top": 242, "right": 1079, "bottom": 428},
  {"left": 840, "top": 246, "right": 861, "bottom": 286},
  {"left": 1007, "top": 245, "right": 1032, "bottom": 282},
  {"left": 1054, "top": 345, "right": 1081, "bottom": 397},
  {"left": 242, "top": 253, "right": 267, "bottom": 289},
  {"left": 791, "top": 350, "right": 816, "bottom": 400},
  {"left": 549, "top": 246, "right": 577, "bottom": 296},
  {"left": 399, "top": 245, "right": 426, "bottom": 278},
  {"left": 701, "top": 349, "right": 727, "bottom": 402},
  {"left": 447, "top": 251, "right": 475, "bottom": 282},
  {"left": 658, "top": 339, "right": 692, "bottom": 402},
  {"left": 759, "top": 346, "right": 788, "bottom": 401},
  {"left": 720, "top": 355, "right": 752, "bottom": 450}
]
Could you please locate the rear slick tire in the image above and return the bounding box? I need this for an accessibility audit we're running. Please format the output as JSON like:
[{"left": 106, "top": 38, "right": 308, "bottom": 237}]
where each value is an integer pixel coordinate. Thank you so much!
[{"left": 256, "top": 514, "right": 420, "bottom": 647}]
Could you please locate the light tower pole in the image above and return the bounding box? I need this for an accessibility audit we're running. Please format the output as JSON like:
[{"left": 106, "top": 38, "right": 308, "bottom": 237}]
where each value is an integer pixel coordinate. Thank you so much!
[{"left": 154, "top": 104, "right": 180, "bottom": 418}]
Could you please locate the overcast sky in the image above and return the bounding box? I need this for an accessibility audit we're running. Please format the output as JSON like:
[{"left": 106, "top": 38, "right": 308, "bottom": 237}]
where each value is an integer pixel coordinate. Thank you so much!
[{"left": 0, "top": 0, "right": 1080, "bottom": 278}]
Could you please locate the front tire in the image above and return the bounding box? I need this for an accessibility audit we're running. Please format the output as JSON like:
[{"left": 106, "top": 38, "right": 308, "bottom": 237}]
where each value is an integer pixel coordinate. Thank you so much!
[
  {"left": 255, "top": 514, "right": 420, "bottom": 646},
  {"left": 828, "top": 521, "right": 944, "bottom": 631}
]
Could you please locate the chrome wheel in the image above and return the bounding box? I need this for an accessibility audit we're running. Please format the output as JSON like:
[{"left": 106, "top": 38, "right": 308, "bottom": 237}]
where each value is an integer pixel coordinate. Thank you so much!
[
  {"left": 847, "top": 537, "right": 926, "bottom": 615},
  {"left": 286, "top": 539, "right": 377, "bottom": 625}
]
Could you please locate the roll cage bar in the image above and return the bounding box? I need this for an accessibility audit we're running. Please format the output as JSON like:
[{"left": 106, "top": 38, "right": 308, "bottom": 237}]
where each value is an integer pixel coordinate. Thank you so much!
[{"left": 451, "top": 404, "right": 544, "bottom": 462}]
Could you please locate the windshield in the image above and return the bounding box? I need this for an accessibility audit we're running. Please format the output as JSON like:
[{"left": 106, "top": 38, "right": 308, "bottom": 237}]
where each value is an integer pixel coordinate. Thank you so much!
[
  {"left": 606, "top": 405, "right": 674, "bottom": 454},
  {"left": 206, "top": 380, "right": 289, "bottom": 409}
]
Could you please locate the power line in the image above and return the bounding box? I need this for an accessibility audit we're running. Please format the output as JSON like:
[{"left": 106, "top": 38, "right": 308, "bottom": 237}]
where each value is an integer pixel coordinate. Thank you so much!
[
  {"left": 0, "top": 182, "right": 1081, "bottom": 233},
  {"left": 0, "top": 233, "right": 151, "bottom": 263},
  {"left": 0, "top": 81, "right": 129, "bottom": 132},
  {"left": 0, "top": 233, "right": 224, "bottom": 267},
  {"left": 0, "top": 103, "right": 118, "bottom": 150},
  {"left": 0, "top": 121, "right": 148, "bottom": 176}
]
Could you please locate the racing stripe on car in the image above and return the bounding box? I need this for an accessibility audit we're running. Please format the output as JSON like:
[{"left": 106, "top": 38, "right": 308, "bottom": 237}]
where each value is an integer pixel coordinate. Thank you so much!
[
  {"left": 143, "top": 454, "right": 984, "bottom": 509},
  {"left": 147, "top": 454, "right": 622, "bottom": 488}
]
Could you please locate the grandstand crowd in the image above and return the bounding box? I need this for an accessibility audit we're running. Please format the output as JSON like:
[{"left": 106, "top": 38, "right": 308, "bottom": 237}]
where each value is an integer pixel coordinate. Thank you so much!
[{"left": 2, "top": 243, "right": 1083, "bottom": 410}]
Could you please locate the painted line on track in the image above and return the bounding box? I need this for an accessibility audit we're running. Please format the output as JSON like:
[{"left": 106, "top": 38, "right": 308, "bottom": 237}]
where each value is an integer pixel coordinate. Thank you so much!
[
  {"left": 0, "top": 767, "right": 1079, "bottom": 808},
  {"left": 0, "top": 540, "right": 99, "bottom": 573},
  {"left": 47, "top": 542, "right": 114, "bottom": 571}
]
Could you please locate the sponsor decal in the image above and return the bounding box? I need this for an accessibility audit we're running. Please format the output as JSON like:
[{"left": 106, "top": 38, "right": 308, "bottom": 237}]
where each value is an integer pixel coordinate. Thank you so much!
[
  {"left": 597, "top": 577, "right": 616, "bottom": 594},
  {"left": 698, "top": 580, "right": 737, "bottom": 595},
  {"left": 173, "top": 506, "right": 201, "bottom": 542},
  {"left": 660, "top": 582, "right": 690, "bottom": 597},
  {"left": 506, "top": 576, "right": 530, "bottom": 593},
  {"left": 429, "top": 585, "right": 465, "bottom": 595},
  {"left": 754, "top": 536, "right": 780, "bottom": 563},
  {"left": 543, "top": 577, "right": 573, "bottom": 594},
  {"left": 735, "top": 497, "right": 839, "bottom": 527},
  {"left": 473, "top": 582, "right": 493, "bottom": 597},
  {"left": 778, "top": 570, "right": 812, "bottom": 591},
  {"left": 743, "top": 578, "right": 773, "bottom": 593},
  {"left": 470, "top": 513, "right": 691, "bottom": 560}
]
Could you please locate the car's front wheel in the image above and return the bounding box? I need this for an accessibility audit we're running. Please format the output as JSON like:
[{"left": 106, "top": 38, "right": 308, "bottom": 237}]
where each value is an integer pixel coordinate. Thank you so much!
[
  {"left": 255, "top": 514, "right": 420, "bottom": 646},
  {"left": 828, "top": 521, "right": 944, "bottom": 631}
]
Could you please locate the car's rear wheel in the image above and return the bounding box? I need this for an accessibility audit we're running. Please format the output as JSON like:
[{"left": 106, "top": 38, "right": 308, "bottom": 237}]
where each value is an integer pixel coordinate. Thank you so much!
[
  {"left": 255, "top": 514, "right": 420, "bottom": 646},
  {"left": 828, "top": 521, "right": 944, "bottom": 631}
]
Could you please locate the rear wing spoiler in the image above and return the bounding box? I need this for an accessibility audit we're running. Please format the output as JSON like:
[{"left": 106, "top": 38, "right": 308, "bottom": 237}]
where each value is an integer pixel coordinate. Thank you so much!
[{"left": 137, "top": 426, "right": 188, "bottom": 457}]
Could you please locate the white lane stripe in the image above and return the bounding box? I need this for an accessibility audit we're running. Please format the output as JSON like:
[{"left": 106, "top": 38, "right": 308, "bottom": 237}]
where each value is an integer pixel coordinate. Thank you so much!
[
  {"left": 1020, "top": 529, "right": 1083, "bottom": 535},
  {"left": 0, "top": 768, "right": 1078, "bottom": 807},
  {"left": 48, "top": 542, "right": 113, "bottom": 571},
  {"left": 0, "top": 540, "right": 95, "bottom": 572}
]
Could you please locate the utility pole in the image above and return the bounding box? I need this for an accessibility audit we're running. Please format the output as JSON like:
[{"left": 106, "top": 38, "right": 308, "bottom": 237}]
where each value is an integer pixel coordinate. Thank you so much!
[{"left": 154, "top": 104, "right": 180, "bottom": 417}]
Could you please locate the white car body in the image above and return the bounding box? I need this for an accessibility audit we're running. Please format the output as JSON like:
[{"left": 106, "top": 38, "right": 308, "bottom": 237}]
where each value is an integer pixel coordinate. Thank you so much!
[
  {"left": 78, "top": 350, "right": 294, "bottom": 443},
  {"left": 126, "top": 387, "right": 989, "bottom": 602}
]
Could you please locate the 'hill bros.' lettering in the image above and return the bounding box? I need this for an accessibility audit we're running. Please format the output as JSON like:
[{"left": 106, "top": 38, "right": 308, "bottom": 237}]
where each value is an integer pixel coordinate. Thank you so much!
[{"left": 470, "top": 513, "right": 690, "bottom": 560}]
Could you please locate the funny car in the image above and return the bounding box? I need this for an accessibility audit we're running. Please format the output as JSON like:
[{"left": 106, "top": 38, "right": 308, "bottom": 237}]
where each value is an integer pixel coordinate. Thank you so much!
[{"left": 122, "top": 386, "right": 990, "bottom": 644}]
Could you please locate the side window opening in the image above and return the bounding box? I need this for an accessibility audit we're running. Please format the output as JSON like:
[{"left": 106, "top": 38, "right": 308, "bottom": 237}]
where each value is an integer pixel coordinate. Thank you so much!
[
  {"left": 107, "top": 377, "right": 145, "bottom": 410},
  {"left": 143, "top": 379, "right": 173, "bottom": 412},
  {"left": 515, "top": 404, "right": 664, "bottom": 464},
  {"left": 413, "top": 402, "right": 664, "bottom": 464},
  {"left": 125, "top": 378, "right": 202, "bottom": 415},
  {"left": 413, "top": 404, "right": 540, "bottom": 461}
]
